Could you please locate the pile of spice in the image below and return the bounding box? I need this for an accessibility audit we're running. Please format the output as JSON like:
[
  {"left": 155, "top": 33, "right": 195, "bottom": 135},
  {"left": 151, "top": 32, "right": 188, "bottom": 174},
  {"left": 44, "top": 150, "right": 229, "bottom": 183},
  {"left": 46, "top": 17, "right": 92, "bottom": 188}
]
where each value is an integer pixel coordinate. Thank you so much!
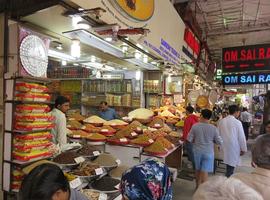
[
  {"left": 143, "top": 140, "right": 167, "bottom": 155},
  {"left": 53, "top": 151, "right": 77, "bottom": 164},
  {"left": 148, "top": 117, "right": 164, "bottom": 128},
  {"left": 91, "top": 176, "right": 120, "bottom": 192},
  {"left": 68, "top": 130, "right": 89, "bottom": 138},
  {"left": 165, "top": 135, "right": 180, "bottom": 146},
  {"left": 130, "top": 135, "right": 152, "bottom": 146},
  {"left": 71, "top": 162, "right": 101, "bottom": 176},
  {"left": 86, "top": 133, "right": 107, "bottom": 141},
  {"left": 68, "top": 113, "right": 85, "bottom": 121},
  {"left": 91, "top": 153, "right": 117, "bottom": 167},
  {"left": 67, "top": 120, "right": 83, "bottom": 130},
  {"left": 104, "top": 119, "right": 128, "bottom": 126},
  {"left": 81, "top": 124, "right": 101, "bottom": 133},
  {"left": 77, "top": 144, "right": 99, "bottom": 157},
  {"left": 156, "top": 137, "right": 174, "bottom": 150},
  {"left": 109, "top": 165, "right": 129, "bottom": 178}
]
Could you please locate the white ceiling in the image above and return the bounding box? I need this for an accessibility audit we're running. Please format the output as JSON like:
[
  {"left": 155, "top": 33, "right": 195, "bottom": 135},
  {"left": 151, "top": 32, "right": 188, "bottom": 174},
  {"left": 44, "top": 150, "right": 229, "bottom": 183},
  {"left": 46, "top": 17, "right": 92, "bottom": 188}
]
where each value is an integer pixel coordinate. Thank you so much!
[{"left": 189, "top": 0, "right": 270, "bottom": 65}]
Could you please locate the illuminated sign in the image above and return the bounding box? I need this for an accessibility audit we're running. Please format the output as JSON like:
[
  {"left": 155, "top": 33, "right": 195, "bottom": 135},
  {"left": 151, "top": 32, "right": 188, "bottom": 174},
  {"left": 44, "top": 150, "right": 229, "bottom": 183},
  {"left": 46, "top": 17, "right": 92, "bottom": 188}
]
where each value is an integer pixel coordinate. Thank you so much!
[
  {"left": 222, "top": 44, "right": 270, "bottom": 73},
  {"left": 222, "top": 73, "right": 270, "bottom": 85},
  {"left": 184, "top": 28, "right": 200, "bottom": 55},
  {"left": 215, "top": 69, "right": 222, "bottom": 80}
]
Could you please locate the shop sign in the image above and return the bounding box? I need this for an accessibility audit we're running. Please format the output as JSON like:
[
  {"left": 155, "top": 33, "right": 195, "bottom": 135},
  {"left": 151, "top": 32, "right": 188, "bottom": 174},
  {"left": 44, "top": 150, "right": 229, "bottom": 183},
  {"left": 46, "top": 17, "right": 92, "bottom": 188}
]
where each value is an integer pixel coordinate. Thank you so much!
[
  {"left": 222, "top": 44, "right": 270, "bottom": 73},
  {"left": 184, "top": 28, "right": 200, "bottom": 56},
  {"left": 222, "top": 73, "right": 270, "bottom": 85},
  {"left": 108, "top": 0, "right": 154, "bottom": 22},
  {"left": 215, "top": 69, "right": 222, "bottom": 80},
  {"left": 144, "top": 39, "right": 181, "bottom": 65}
]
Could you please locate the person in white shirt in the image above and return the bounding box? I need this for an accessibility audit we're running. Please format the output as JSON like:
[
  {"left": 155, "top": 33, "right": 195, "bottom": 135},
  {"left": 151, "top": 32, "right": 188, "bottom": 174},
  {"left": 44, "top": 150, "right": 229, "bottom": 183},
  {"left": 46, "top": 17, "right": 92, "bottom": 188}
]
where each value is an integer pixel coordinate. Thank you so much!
[
  {"left": 240, "top": 107, "right": 252, "bottom": 140},
  {"left": 218, "top": 105, "right": 247, "bottom": 177},
  {"left": 51, "top": 96, "right": 70, "bottom": 148}
]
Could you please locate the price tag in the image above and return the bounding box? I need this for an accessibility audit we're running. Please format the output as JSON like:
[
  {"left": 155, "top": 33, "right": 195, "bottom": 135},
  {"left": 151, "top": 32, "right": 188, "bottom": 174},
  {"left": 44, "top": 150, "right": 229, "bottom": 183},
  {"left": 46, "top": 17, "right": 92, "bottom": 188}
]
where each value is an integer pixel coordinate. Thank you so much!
[
  {"left": 131, "top": 132, "right": 137, "bottom": 136},
  {"left": 95, "top": 168, "right": 103, "bottom": 175},
  {"left": 149, "top": 139, "right": 154, "bottom": 143},
  {"left": 120, "top": 138, "right": 128, "bottom": 142},
  {"left": 69, "top": 178, "right": 82, "bottom": 189},
  {"left": 74, "top": 156, "right": 85, "bottom": 164},
  {"left": 165, "top": 148, "right": 169, "bottom": 152},
  {"left": 116, "top": 159, "right": 121, "bottom": 165},
  {"left": 114, "top": 183, "right": 120, "bottom": 189},
  {"left": 72, "top": 135, "right": 81, "bottom": 138},
  {"left": 98, "top": 193, "right": 107, "bottom": 200},
  {"left": 81, "top": 126, "right": 86, "bottom": 129},
  {"left": 101, "top": 129, "right": 109, "bottom": 132},
  {"left": 154, "top": 123, "right": 161, "bottom": 127},
  {"left": 93, "top": 151, "right": 100, "bottom": 156},
  {"left": 69, "top": 118, "right": 75, "bottom": 121}
]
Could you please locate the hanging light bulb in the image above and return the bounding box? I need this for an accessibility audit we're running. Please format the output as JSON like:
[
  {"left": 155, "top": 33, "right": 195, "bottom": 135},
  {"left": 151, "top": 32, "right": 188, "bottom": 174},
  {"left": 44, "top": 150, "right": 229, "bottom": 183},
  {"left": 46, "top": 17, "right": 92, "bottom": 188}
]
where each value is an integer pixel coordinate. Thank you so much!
[
  {"left": 134, "top": 51, "right": 142, "bottom": 59},
  {"left": 136, "top": 70, "right": 141, "bottom": 80},
  {"left": 61, "top": 60, "right": 67, "bottom": 66},
  {"left": 168, "top": 75, "right": 172, "bottom": 83},
  {"left": 71, "top": 39, "right": 80, "bottom": 58},
  {"left": 143, "top": 55, "right": 148, "bottom": 63}
]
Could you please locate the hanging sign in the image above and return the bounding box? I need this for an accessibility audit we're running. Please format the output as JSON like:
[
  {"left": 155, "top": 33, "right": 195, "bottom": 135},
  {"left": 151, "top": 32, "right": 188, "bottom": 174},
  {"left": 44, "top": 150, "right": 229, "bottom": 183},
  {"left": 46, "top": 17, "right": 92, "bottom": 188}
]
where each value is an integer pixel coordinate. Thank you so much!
[
  {"left": 222, "top": 73, "right": 270, "bottom": 85},
  {"left": 222, "top": 44, "right": 270, "bottom": 73},
  {"left": 184, "top": 28, "right": 200, "bottom": 56}
]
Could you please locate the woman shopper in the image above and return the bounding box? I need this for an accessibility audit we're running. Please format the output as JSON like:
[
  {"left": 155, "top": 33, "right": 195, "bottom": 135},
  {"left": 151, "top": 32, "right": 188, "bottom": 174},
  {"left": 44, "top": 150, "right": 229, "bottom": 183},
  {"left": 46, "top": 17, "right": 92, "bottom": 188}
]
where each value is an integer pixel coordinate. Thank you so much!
[
  {"left": 19, "top": 163, "right": 88, "bottom": 200},
  {"left": 120, "top": 159, "right": 172, "bottom": 200}
]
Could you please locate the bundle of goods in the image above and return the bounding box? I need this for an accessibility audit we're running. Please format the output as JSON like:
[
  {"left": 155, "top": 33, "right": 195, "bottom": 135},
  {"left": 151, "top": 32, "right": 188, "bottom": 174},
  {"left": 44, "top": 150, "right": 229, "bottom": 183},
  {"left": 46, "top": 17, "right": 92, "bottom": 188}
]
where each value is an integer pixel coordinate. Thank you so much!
[
  {"left": 91, "top": 153, "right": 119, "bottom": 168},
  {"left": 68, "top": 112, "right": 85, "bottom": 122},
  {"left": 67, "top": 130, "right": 89, "bottom": 139},
  {"left": 11, "top": 168, "right": 25, "bottom": 191},
  {"left": 99, "top": 125, "right": 116, "bottom": 136},
  {"left": 107, "top": 135, "right": 129, "bottom": 145},
  {"left": 16, "top": 104, "right": 50, "bottom": 113},
  {"left": 130, "top": 135, "right": 154, "bottom": 147},
  {"left": 86, "top": 133, "right": 107, "bottom": 142},
  {"left": 15, "top": 92, "right": 51, "bottom": 102},
  {"left": 13, "top": 137, "right": 52, "bottom": 152},
  {"left": 81, "top": 124, "right": 101, "bottom": 133},
  {"left": 143, "top": 140, "right": 169, "bottom": 155},
  {"left": 13, "top": 148, "right": 52, "bottom": 161},
  {"left": 14, "top": 121, "right": 54, "bottom": 131},
  {"left": 15, "top": 113, "right": 54, "bottom": 122},
  {"left": 67, "top": 120, "right": 83, "bottom": 130},
  {"left": 128, "top": 108, "right": 154, "bottom": 124},
  {"left": 16, "top": 82, "right": 49, "bottom": 93},
  {"left": 148, "top": 117, "right": 164, "bottom": 128},
  {"left": 83, "top": 115, "right": 106, "bottom": 126},
  {"left": 14, "top": 132, "right": 52, "bottom": 141}
]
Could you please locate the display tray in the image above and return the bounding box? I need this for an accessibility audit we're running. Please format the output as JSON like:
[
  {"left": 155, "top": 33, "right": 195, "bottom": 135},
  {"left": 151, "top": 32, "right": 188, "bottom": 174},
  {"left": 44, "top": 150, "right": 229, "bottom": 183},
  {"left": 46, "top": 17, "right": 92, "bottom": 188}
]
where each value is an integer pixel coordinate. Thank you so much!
[
  {"left": 99, "top": 130, "right": 116, "bottom": 137},
  {"left": 106, "top": 139, "right": 129, "bottom": 146},
  {"left": 84, "top": 122, "right": 104, "bottom": 127},
  {"left": 87, "top": 141, "right": 106, "bottom": 145},
  {"left": 86, "top": 138, "right": 107, "bottom": 142},
  {"left": 129, "top": 142, "right": 152, "bottom": 147}
]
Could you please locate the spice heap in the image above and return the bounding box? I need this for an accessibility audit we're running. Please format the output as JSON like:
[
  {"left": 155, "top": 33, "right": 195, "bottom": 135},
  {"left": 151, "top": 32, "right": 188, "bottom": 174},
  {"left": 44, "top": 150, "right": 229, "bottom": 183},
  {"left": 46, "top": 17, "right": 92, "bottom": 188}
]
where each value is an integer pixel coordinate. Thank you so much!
[
  {"left": 144, "top": 140, "right": 168, "bottom": 155},
  {"left": 91, "top": 176, "right": 120, "bottom": 192},
  {"left": 80, "top": 190, "right": 100, "bottom": 200},
  {"left": 104, "top": 119, "right": 128, "bottom": 126},
  {"left": 68, "top": 130, "right": 89, "bottom": 138},
  {"left": 128, "top": 108, "right": 154, "bottom": 120},
  {"left": 100, "top": 125, "right": 116, "bottom": 133},
  {"left": 71, "top": 162, "right": 100, "bottom": 176},
  {"left": 107, "top": 135, "right": 129, "bottom": 145},
  {"left": 77, "top": 145, "right": 99, "bottom": 157},
  {"left": 86, "top": 133, "right": 107, "bottom": 141},
  {"left": 67, "top": 120, "right": 83, "bottom": 130},
  {"left": 165, "top": 135, "right": 180, "bottom": 146},
  {"left": 143, "top": 129, "right": 167, "bottom": 140},
  {"left": 148, "top": 117, "right": 164, "bottom": 128},
  {"left": 156, "top": 137, "right": 174, "bottom": 150},
  {"left": 109, "top": 165, "right": 129, "bottom": 178},
  {"left": 81, "top": 124, "right": 101, "bottom": 133},
  {"left": 68, "top": 112, "right": 85, "bottom": 121},
  {"left": 91, "top": 153, "right": 117, "bottom": 167},
  {"left": 130, "top": 135, "right": 152, "bottom": 146},
  {"left": 83, "top": 115, "right": 106, "bottom": 125},
  {"left": 53, "top": 151, "right": 78, "bottom": 164}
]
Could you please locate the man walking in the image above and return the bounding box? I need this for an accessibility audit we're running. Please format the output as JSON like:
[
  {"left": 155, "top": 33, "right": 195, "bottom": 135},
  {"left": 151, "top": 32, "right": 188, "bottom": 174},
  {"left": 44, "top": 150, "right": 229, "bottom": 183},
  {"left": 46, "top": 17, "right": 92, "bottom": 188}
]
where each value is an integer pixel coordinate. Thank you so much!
[
  {"left": 218, "top": 105, "right": 247, "bottom": 177},
  {"left": 182, "top": 106, "right": 199, "bottom": 168},
  {"left": 188, "top": 109, "right": 222, "bottom": 188},
  {"left": 240, "top": 107, "right": 252, "bottom": 140}
]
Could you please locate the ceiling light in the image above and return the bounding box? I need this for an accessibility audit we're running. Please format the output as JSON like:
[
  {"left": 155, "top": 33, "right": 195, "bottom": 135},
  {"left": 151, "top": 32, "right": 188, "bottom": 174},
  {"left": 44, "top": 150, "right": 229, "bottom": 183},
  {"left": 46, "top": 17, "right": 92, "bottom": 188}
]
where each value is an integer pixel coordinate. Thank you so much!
[
  {"left": 48, "top": 49, "right": 76, "bottom": 61},
  {"left": 91, "top": 55, "right": 96, "bottom": 62},
  {"left": 121, "top": 44, "right": 128, "bottom": 53},
  {"left": 73, "top": 63, "right": 79, "bottom": 66},
  {"left": 77, "top": 21, "right": 91, "bottom": 29},
  {"left": 71, "top": 39, "right": 80, "bottom": 58},
  {"left": 78, "top": 8, "right": 84, "bottom": 11},
  {"left": 168, "top": 75, "right": 172, "bottom": 83},
  {"left": 136, "top": 70, "right": 141, "bottom": 80},
  {"left": 143, "top": 55, "right": 148, "bottom": 63},
  {"left": 123, "top": 67, "right": 127, "bottom": 70},
  {"left": 151, "top": 61, "right": 157, "bottom": 65},
  {"left": 134, "top": 51, "right": 142, "bottom": 59},
  {"left": 105, "top": 37, "right": 113, "bottom": 42},
  {"left": 96, "top": 70, "right": 101, "bottom": 78},
  {"left": 61, "top": 60, "right": 67, "bottom": 66},
  {"left": 72, "top": 16, "right": 82, "bottom": 28}
]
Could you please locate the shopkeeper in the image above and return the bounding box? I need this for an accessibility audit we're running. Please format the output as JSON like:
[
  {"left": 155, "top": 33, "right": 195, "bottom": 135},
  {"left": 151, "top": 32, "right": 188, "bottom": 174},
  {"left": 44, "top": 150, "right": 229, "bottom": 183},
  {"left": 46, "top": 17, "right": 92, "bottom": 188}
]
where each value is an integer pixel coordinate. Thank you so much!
[
  {"left": 98, "top": 101, "right": 118, "bottom": 121},
  {"left": 51, "top": 96, "right": 70, "bottom": 148}
]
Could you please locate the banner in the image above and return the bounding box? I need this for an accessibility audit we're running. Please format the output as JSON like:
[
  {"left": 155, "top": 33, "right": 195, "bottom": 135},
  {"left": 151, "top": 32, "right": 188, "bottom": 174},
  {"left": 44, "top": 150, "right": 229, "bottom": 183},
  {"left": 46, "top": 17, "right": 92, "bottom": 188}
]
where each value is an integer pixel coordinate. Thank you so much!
[{"left": 222, "top": 73, "right": 270, "bottom": 85}]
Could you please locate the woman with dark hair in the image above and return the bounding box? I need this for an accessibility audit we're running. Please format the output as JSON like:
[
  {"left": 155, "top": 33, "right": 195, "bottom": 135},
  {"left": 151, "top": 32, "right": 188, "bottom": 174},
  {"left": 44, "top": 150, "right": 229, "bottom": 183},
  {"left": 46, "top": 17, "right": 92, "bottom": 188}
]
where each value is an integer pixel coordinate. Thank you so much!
[
  {"left": 120, "top": 159, "right": 172, "bottom": 200},
  {"left": 19, "top": 163, "right": 87, "bottom": 200},
  {"left": 51, "top": 96, "right": 70, "bottom": 148}
]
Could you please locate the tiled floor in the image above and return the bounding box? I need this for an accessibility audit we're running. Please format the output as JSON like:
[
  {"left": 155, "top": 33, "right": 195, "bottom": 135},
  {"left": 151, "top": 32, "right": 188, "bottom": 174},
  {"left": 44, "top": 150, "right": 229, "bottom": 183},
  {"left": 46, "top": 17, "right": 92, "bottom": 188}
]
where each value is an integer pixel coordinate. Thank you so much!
[{"left": 173, "top": 139, "right": 254, "bottom": 200}]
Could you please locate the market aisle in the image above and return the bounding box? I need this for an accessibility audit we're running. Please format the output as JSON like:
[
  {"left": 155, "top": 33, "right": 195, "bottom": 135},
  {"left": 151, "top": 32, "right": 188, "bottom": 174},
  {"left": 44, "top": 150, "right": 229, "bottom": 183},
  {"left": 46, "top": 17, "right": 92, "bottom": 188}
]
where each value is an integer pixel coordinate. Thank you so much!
[{"left": 173, "top": 140, "right": 253, "bottom": 200}]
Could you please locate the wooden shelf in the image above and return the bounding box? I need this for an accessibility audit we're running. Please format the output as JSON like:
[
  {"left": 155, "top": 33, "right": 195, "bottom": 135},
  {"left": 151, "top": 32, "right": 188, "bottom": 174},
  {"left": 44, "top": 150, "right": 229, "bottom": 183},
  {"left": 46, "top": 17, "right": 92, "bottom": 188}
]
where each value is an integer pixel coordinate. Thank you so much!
[{"left": 5, "top": 76, "right": 52, "bottom": 83}]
